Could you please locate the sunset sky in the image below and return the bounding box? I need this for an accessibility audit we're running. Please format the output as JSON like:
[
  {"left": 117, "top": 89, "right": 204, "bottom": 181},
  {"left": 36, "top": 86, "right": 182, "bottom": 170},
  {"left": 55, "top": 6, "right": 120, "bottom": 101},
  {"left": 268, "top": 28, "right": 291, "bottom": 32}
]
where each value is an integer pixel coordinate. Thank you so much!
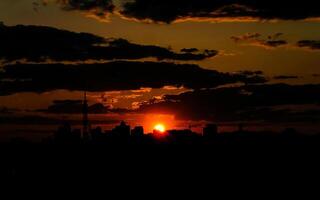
[{"left": 1, "top": 0, "right": 320, "bottom": 139}]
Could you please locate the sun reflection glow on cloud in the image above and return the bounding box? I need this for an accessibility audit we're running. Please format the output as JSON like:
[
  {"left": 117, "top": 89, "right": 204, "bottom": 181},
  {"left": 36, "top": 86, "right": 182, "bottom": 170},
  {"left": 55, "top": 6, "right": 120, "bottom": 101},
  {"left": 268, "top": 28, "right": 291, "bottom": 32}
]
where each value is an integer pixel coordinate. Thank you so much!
[{"left": 96, "top": 86, "right": 191, "bottom": 109}]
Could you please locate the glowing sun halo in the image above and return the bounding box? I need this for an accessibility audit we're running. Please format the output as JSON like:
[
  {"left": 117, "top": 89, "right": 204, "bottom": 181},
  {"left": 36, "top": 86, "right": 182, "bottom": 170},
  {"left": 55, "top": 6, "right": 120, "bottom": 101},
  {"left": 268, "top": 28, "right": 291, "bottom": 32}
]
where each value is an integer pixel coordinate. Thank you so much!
[{"left": 154, "top": 124, "right": 166, "bottom": 133}]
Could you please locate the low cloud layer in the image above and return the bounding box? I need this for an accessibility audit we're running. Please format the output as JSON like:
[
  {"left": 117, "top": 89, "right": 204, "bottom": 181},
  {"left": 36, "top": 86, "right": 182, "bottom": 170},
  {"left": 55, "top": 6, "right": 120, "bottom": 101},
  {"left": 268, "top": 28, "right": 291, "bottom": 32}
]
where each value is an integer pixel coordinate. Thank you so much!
[
  {"left": 0, "top": 61, "right": 267, "bottom": 96},
  {"left": 138, "top": 84, "right": 320, "bottom": 122},
  {"left": 273, "top": 75, "right": 300, "bottom": 80},
  {"left": 37, "top": 99, "right": 130, "bottom": 114},
  {"left": 40, "top": 100, "right": 110, "bottom": 114},
  {"left": 0, "top": 24, "right": 217, "bottom": 62}
]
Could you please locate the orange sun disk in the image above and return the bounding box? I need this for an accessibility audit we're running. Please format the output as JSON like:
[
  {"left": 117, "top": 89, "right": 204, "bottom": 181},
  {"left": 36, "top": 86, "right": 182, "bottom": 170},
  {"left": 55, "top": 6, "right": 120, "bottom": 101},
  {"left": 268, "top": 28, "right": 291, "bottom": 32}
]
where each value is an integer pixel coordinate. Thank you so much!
[{"left": 154, "top": 124, "right": 166, "bottom": 133}]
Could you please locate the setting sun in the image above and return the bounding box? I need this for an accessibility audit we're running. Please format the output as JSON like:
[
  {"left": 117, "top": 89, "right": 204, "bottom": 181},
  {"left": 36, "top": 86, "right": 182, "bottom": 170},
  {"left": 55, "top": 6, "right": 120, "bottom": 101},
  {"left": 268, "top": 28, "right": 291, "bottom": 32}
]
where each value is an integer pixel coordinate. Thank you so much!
[{"left": 154, "top": 124, "right": 166, "bottom": 133}]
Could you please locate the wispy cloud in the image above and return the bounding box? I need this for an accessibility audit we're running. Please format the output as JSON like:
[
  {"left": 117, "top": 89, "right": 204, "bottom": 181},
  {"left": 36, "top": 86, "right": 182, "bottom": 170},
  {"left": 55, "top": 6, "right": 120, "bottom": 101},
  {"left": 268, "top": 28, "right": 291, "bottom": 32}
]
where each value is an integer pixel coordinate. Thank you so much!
[{"left": 231, "top": 33, "right": 288, "bottom": 49}]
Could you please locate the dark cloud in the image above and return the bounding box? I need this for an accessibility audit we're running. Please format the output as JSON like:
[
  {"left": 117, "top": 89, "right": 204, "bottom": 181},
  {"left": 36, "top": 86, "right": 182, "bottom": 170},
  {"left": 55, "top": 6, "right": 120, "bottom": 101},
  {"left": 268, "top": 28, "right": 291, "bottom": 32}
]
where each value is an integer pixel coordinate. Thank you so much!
[
  {"left": 312, "top": 74, "right": 320, "bottom": 77},
  {"left": 233, "top": 107, "right": 320, "bottom": 123},
  {"left": 180, "top": 48, "right": 199, "bottom": 53},
  {"left": 0, "top": 115, "right": 62, "bottom": 125},
  {"left": 236, "top": 70, "right": 263, "bottom": 76},
  {"left": 296, "top": 40, "right": 320, "bottom": 50},
  {"left": 137, "top": 84, "right": 320, "bottom": 122},
  {"left": 58, "top": 0, "right": 114, "bottom": 11},
  {"left": 0, "top": 61, "right": 267, "bottom": 96},
  {"left": 44, "top": 100, "right": 86, "bottom": 114},
  {"left": 0, "top": 114, "right": 119, "bottom": 125},
  {"left": 55, "top": 0, "right": 115, "bottom": 20},
  {"left": 45, "top": 1, "right": 320, "bottom": 23},
  {"left": 231, "top": 33, "right": 288, "bottom": 49},
  {"left": 273, "top": 75, "right": 300, "bottom": 80},
  {"left": 37, "top": 100, "right": 130, "bottom": 114},
  {"left": 233, "top": 71, "right": 267, "bottom": 85},
  {"left": 261, "top": 40, "right": 288, "bottom": 48},
  {"left": 231, "top": 33, "right": 261, "bottom": 42},
  {"left": 42, "top": 100, "right": 108, "bottom": 114},
  {"left": 0, "top": 106, "right": 14, "bottom": 114},
  {"left": 0, "top": 24, "right": 217, "bottom": 62},
  {"left": 119, "top": 0, "right": 320, "bottom": 23},
  {"left": 107, "top": 38, "right": 218, "bottom": 61},
  {"left": 232, "top": 34, "right": 320, "bottom": 51}
]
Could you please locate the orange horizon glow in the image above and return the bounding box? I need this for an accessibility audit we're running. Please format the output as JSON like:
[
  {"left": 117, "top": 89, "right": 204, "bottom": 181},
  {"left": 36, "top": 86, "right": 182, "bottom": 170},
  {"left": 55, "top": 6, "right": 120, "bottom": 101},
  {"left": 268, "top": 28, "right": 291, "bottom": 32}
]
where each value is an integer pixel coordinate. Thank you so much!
[{"left": 140, "top": 114, "right": 176, "bottom": 133}]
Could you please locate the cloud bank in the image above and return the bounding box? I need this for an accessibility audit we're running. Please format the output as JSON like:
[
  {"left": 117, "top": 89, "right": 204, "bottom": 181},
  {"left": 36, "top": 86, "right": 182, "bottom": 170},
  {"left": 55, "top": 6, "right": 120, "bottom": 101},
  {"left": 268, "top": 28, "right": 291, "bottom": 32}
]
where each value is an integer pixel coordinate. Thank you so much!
[
  {"left": 296, "top": 40, "right": 320, "bottom": 51},
  {"left": 0, "top": 24, "right": 217, "bottom": 62},
  {"left": 46, "top": 0, "right": 320, "bottom": 23},
  {"left": 0, "top": 61, "right": 267, "bottom": 96},
  {"left": 138, "top": 84, "right": 320, "bottom": 122}
]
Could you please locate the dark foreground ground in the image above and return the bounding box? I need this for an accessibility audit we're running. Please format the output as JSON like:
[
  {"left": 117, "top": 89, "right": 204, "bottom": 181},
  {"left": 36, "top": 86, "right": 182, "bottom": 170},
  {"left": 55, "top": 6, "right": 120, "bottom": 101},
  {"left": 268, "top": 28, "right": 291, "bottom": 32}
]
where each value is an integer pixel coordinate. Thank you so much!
[
  {"left": 0, "top": 130, "right": 319, "bottom": 198},
  {"left": 2, "top": 129, "right": 320, "bottom": 188}
]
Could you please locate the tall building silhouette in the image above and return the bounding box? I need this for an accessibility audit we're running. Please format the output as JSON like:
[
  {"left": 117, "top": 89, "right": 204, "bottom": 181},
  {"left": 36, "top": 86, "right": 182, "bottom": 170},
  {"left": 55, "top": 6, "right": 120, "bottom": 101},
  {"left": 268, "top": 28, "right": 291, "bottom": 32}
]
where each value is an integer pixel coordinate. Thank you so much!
[
  {"left": 112, "top": 121, "right": 131, "bottom": 138},
  {"left": 82, "top": 90, "right": 89, "bottom": 139}
]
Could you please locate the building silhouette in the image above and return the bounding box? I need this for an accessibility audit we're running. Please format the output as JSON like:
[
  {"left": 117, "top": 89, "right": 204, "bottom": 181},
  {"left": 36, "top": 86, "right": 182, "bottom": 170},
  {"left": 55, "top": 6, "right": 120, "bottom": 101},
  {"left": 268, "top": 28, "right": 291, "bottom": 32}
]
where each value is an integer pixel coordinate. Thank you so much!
[
  {"left": 203, "top": 124, "right": 218, "bottom": 137},
  {"left": 54, "top": 122, "right": 81, "bottom": 143},
  {"left": 238, "top": 123, "right": 245, "bottom": 132},
  {"left": 131, "top": 126, "right": 144, "bottom": 137},
  {"left": 55, "top": 122, "right": 72, "bottom": 141},
  {"left": 112, "top": 121, "right": 131, "bottom": 138},
  {"left": 91, "top": 127, "right": 103, "bottom": 141}
]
